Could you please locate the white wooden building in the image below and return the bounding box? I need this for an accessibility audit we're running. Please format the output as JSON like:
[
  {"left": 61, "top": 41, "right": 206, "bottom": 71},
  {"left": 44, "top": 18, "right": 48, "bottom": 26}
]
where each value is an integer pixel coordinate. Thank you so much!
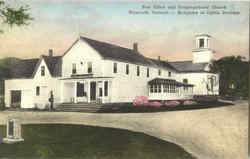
[{"left": 4, "top": 34, "right": 219, "bottom": 109}]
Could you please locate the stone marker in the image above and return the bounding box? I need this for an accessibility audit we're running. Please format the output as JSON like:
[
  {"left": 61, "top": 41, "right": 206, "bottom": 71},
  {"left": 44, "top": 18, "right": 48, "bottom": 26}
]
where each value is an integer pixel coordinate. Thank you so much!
[{"left": 2, "top": 118, "right": 24, "bottom": 144}]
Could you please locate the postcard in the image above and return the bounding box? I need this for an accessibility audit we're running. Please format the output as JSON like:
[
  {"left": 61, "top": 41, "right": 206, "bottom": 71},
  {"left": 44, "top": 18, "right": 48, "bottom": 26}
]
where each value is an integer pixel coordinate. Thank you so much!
[{"left": 0, "top": 1, "right": 248, "bottom": 159}]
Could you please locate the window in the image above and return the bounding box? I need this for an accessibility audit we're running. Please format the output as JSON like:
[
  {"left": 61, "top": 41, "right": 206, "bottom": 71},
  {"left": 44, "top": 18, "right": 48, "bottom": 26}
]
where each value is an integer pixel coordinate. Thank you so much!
[
  {"left": 158, "top": 69, "right": 161, "bottom": 76},
  {"left": 36, "top": 86, "right": 40, "bottom": 96},
  {"left": 158, "top": 85, "right": 161, "bottom": 93},
  {"left": 147, "top": 68, "right": 149, "bottom": 77},
  {"left": 72, "top": 63, "right": 76, "bottom": 74},
  {"left": 137, "top": 66, "right": 140, "bottom": 76},
  {"left": 113, "top": 63, "right": 117, "bottom": 73},
  {"left": 150, "top": 85, "right": 153, "bottom": 93},
  {"left": 104, "top": 81, "right": 108, "bottom": 96},
  {"left": 199, "top": 39, "right": 204, "bottom": 48},
  {"left": 126, "top": 64, "right": 129, "bottom": 75},
  {"left": 184, "top": 86, "right": 188, "bottom": 91},
  {"left": 41, "top": 66, "right": 45, "bottom": 76},
  {"left": 88, "top": 62, "right": 92, "bottom": 73},
  {"left": 154, "top": 84, "right": 157, "bottom": 93},
  {"left": 163, "top": 85, "right": 167, "bottom": 93},
  {"left": 168, "top": 71, "right": 171, "bottom": 77},
  {"left": 183, "top": 79, "right": 188, "bottom": 84}
]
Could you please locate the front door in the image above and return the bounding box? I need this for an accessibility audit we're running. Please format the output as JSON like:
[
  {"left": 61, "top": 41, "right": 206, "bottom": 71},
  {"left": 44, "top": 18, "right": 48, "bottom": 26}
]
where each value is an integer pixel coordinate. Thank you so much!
[
  {"left": 8, "top": 120, "right": 14, "bottom": 137},
  {"left": 11, "top": 90, "right": 21, "bottom": 108},
  {"left": 90, "top": 82, "right": 96, "bottom": 101}
]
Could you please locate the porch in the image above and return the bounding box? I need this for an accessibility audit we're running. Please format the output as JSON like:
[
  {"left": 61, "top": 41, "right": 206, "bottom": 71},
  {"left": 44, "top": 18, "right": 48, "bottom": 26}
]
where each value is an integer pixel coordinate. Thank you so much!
[
  {"left": 60, "top": 76, "right": 113, "bottom": 104},
  {"left": 148, "top": 78, "right": 194, "bottom": 101}
]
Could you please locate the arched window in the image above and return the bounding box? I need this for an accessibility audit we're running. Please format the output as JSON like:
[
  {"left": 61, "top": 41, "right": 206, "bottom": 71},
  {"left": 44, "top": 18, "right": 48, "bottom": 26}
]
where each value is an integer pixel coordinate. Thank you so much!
[{"left": 183, "top": 79, "right": 188, "bottom": 84}]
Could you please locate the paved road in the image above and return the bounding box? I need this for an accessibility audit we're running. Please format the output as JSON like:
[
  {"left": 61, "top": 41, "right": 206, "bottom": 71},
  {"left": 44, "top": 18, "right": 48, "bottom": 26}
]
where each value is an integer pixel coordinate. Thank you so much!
[{"left": 0, "top": 101, "right": 248, "bottom": 159}]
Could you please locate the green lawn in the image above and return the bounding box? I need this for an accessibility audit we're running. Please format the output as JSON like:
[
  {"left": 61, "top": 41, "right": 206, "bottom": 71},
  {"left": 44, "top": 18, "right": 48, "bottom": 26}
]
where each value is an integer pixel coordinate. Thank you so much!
[{"left": 0, "top": 124, "right": 196, "bottom": 159}]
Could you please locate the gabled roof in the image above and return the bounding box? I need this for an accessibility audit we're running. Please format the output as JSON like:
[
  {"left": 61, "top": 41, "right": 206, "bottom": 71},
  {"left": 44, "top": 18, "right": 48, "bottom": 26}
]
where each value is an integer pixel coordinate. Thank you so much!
[
  {"left": 168, "top": 61, "right": 209, "bottom": 72},
  {"left": 147, "top": 58, "right": 178, "bottom": 71},
  {"left": 9, "top": 56, "right": 62, "bottom": 79},
  {"left": 43, "top": 56, "right": 62, "bottom": 77},
  {"left": 9, "top": 58, "right": 39, "bottom": 78},
  {"left": 8, "top": 36, "right": 211, "bottom": 79},
  {"left": 80, "top": 36, "right": 155, "bottom": 66}
]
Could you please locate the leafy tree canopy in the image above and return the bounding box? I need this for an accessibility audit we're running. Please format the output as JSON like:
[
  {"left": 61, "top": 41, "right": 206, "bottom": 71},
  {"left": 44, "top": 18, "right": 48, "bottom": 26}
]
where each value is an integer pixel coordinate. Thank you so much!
[
  {"left": 0, "top": 57, "right": 20, "bottom": 95},
  {"left": 213, "top": 55, "right": 249, "bottom": 97},
  {"left": 0, "top": 0, "right": 33, "bottom": 33}
]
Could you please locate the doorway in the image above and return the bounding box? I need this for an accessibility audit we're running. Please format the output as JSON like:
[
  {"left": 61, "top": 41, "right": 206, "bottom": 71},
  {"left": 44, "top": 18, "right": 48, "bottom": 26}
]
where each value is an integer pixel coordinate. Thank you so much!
[
  {"left": 90, "top": 82, "right": 96, "bottom": 101},
  {"left": 10, "top": 90, "right": 21, "bottom": 108}
]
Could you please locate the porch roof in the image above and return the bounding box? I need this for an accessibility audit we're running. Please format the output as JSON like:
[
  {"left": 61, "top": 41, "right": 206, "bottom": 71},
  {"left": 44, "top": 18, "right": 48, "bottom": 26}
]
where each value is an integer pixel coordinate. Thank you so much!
[
  {"left": 148, "top": 78, "right": 194, "bottom": 87},
  {"left": 60, "top": 76, "right": 113, "bottom": 80}
]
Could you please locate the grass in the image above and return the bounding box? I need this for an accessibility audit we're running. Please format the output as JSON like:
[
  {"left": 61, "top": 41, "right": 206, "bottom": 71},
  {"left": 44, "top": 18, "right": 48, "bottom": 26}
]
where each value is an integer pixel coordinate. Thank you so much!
[
  {"left": 0, "top": 124, "right": 196, "bottom": 159},
  {"left": 98, "top": 101, "right": 233, "bottom": 113}
]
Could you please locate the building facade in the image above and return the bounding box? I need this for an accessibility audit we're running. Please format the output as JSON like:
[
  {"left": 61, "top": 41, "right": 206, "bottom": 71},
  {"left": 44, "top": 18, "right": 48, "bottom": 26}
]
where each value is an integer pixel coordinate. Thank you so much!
[{"left": 5, "top": 34, "right": 219, "bottom": 109}]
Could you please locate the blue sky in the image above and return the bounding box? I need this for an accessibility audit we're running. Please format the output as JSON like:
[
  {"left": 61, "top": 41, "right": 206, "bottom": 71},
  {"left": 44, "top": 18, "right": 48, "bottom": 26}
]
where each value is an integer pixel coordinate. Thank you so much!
[{"left": 0, "top": 0, "right": 248, "bottom": 61}]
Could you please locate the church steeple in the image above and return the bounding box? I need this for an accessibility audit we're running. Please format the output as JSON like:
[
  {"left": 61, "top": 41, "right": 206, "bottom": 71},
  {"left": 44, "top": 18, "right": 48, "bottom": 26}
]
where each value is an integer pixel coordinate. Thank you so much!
[
  {"left": 192, "top": 34, "right": 214, "bottom": 63},
  {"left": 195, "top": 34, "right": 211, "bottom": 49}
]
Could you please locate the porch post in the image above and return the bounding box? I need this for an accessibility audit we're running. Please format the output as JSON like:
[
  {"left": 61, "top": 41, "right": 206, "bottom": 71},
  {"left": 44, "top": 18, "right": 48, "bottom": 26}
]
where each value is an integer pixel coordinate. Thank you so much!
[
  {"left": 109, "top": 80, "right": 112, "bottom": 103},
  {"left": 161, "top": 84, "right": 164, "bottom": 96},
  {"left": 74, "top": 82, "right": 77, "bottom": 103},
  {"left": 102, "top": 81, "right": 105, "bottom": 104},
  {"left": 87, "top": 80, "right": 91, "bottom": 103},
  {"left": 60, "top": 81, "right": 64, "bottom": 103}
]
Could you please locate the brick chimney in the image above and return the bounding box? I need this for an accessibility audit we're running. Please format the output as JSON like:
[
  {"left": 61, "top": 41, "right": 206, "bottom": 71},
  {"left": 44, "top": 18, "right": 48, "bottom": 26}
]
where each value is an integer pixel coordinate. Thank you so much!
[
  {"left": 49, "top": 49, "right": 53, "bottom": 57},
  {"left": 133, "top": 43, "right": 138, "bottom": 52}
]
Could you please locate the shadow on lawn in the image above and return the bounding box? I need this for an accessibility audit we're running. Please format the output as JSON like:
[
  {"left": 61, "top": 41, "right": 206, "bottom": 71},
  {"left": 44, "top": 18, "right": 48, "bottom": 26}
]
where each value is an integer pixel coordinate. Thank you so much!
[{"left": 97, "top": 101, "right": 234, "bottom": 113}]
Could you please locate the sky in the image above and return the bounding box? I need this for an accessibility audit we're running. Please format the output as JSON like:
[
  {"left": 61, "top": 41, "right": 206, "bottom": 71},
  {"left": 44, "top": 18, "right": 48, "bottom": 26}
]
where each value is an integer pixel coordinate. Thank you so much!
[{"left": 0, "top": 0, "right": 249, "bottom": 61}]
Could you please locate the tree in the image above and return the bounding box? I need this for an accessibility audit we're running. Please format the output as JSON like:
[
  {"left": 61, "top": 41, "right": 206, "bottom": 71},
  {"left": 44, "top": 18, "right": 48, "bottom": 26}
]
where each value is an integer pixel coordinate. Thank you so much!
[
  {"left": 0, "top": 0, "right": 33, "bottom": 33},
  {"left": 214, "top": 56, "right": 249, "bottom": 97}
]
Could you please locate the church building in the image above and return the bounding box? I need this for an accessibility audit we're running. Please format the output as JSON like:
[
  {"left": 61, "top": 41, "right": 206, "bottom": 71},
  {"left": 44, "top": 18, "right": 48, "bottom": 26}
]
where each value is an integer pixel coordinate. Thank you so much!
[{"left": 4, "top": 34, "right": 219, "bottom": 109}]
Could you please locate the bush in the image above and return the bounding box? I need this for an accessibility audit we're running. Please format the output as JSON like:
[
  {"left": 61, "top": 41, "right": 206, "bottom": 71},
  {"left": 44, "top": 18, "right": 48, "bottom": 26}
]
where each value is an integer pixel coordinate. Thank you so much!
[
  {"left": 148, "top": 101, "right": 162, "bottom": 107},
  {"left": 133, "top": 96, "right": 149, "bottom": 106},
  {"left": 164, "top": 101, "right": 180, "bottom": 107},
  {"left": 183, "top": 100, "right": 197, "bottom": 105}
]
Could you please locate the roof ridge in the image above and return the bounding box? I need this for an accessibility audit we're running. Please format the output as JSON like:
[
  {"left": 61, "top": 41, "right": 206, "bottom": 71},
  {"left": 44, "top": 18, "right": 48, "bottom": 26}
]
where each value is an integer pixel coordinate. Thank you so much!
[
  {"left": 21, "top": 58, "right": 39, "bottom": 61},
  {"left": 43, "top": 55, "right": 62, "bottom": 57},
  {"left": 169, "top": 60, "right": 193, "bottom": 63},
  {"left": 80, "top": 36, "right": 137, "bottom": 54}
]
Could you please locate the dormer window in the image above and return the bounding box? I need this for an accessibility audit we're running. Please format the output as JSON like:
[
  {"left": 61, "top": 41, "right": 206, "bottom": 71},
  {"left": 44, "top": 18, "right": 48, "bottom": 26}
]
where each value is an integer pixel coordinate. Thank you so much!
[
  {"left": 199, "top": 39, "right": 204, "bottom": 48},
  {"left": 72, "top": 63, "right": 76, "bottom": 74},
  {"left": 41, "top": 66, "right": 45, "bottom": 76},
  {"left": 88, "top": 62, "right": 92, "bottom": 73}
]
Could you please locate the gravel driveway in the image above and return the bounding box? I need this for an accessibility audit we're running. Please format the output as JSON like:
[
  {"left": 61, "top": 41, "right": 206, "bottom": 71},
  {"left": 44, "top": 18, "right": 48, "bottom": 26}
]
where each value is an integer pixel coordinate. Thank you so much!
[{"left": 0, "top": 100, "right": 248, "bottom": 159}]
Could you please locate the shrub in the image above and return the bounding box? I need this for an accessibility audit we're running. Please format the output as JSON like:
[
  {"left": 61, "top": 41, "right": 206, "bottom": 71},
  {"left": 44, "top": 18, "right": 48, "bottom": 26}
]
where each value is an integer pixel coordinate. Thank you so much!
[
  {"left": 164, "top": 101, "right": 180, "bottom": 107},
  {"left": 148, "top": 101, "right": 162, "bottom": 107},
  {"left": 183, "top": 100, "right": 197, "bottom": 105},
  {"left": 133, "top": 96, "right": 149, "bottom": 106}
]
